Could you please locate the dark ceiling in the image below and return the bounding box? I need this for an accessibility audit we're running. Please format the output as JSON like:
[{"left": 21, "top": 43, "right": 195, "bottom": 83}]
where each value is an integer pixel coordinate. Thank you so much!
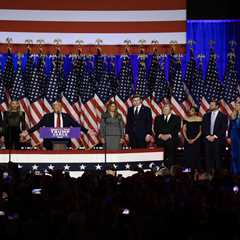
[{"left": 187, "top": 0, "right": 240, "bottom": 19}]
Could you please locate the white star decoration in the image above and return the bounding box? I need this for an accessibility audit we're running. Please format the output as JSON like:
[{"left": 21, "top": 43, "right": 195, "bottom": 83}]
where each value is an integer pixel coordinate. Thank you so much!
[
  {"left": 48, "top": 164, "right": 54, "bottom": 170},
  {"left": 18, "top": 164, "right": 23, "bottom": 169},
  {"left": 125, "top": 163, "right": 130, "bottom": 169},
  {"left": 64, "top": 164, "right": 70, "bottom": 170},
  {"left": 32, "top": 164, "right": 38, "bottom": 170},
  {"left": 137, "top": 163, "right": 143, "bottom": 168},
  {"left": 96, "top": 164, "right": 102, "bottom": 170},
  {"left": 80, "top": 164, "right": 86, "bottom": 170}
]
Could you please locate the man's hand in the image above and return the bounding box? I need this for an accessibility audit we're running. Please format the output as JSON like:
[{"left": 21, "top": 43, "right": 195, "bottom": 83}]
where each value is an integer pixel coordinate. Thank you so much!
[
  {"left": 125, "top": 134, "right": 129, "bottom": 142},
  {"left": 87, "top": 129, "right": 96, "bottom": 136},
  {"left": 0, "top": 136, "right": 4, "bottom": 143},
  {"left": 188, "top": 139, "right": 195, "bottom": 144},
  {"left": 100, "top": 137, "right": 105, "bottom": 144},
  {"left": 145, "top": 134, "right": 152, "bottom": 142},
  {"left": 120, "top": 138, "right": 125, "bottom": 144},
  {"left": 206, "top": 135, "right": 216, "bottom": 142},
  {"left": 159, "top": 134, "right": 171, "bottom": 141},
  {"left": 20, "top": 130, "right": 30, "bottom": 142},
  {"left": 20, "top": 130, "right": 28, "bottom": 138}
]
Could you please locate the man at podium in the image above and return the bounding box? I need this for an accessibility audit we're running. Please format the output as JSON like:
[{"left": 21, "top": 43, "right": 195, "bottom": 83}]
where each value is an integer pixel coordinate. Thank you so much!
[{"left": 21, "top": 101, "right": 94, "bottom": 149}]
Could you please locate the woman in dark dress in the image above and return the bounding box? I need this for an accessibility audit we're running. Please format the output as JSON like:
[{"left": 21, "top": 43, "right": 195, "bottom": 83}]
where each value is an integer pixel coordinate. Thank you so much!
[
  {"left": 3, "top": 101, "right": 26, "bottom": 149},
  {"left": 183, "top": 106, "right": 202, "bottom": 171}
]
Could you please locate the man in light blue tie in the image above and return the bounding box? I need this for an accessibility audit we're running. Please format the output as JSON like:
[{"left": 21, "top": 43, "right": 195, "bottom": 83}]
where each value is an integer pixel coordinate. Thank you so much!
[{"left": 202, "top": 100, "right": 228, "bottom": 174}]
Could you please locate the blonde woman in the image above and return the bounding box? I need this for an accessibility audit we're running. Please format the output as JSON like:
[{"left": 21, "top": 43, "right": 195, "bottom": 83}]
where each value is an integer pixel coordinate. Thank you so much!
[
  {"left": 229, "top": 101, "right": 240, "bottom": 174},
  {"left": 2, "top": 100, "right": 26, "bottom": 149},
  {"left": 100, "top": 101, "right": 124, "bottom": 150}
]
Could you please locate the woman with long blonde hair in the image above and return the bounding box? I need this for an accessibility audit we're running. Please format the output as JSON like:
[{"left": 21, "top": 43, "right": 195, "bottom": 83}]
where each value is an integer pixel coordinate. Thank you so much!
[
  {"left": 100, "top": 101, "right": 124, "bottom": 150},
  {"left": 2, "top": 100, "right": 26, "bottom": 149},
  {"left": 229, "top": 100, "right": 240, "bottom": 174}
]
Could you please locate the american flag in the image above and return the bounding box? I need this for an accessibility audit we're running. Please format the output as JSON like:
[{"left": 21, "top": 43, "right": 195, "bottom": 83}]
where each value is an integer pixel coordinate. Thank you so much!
[
  {"left": 108, "top": 57, "right": 118, "bottom": 96},
  {"left": 115, "top": 55, "right": 134, "bottom": 124},
  {"left": 148, "top": 52, "right": 159, "bottom": 95},
  {"left": 0, "top": 59, "right": 8, "bottom": 112},
  {"left": 203, "top": 48, "right": 231, "bottom": 114},
  {"left": 11, "top": 57, "right": 32, "bottom": 131},
  {"left": 184, "top": 48, "right": 196, "bottom": 90},
  {"left": 24, "top": 50, "right": 34, "bottom": 97},
  {"left": 170, "top": 59, "right": 187, "bottom": 118},
  {"left": 204, "top": 48, "right": 223, "bottom": 102},
  {"left": 222, "top": 51, "right": 240, "bottom": 115},
  {"left": 79, "top": 58, "right": 99, "bottom": 148},
  {"left": 135, "top": 54, "right": 154, "bottom": 116},
  {"left": 2, "top": 50, "right": 15, "bottom": 91},
  {"left": 168, "top": 52, "right": 177, "bottom": 89},
  {"left": 0, "top": 0, "right": 186, "bottom": 46},
  {"left": 61, "top": 57, "right": 83, "bottom": 148},
  {"left": 135, "top": 55, "right": 150, "bottom": 98},
  {"left": 28, "top": 55, "right": 46, "bottom": 145},
  {"left": 44, "top": 55, "right": 62, "bottom": 111},
  {"left": 180, "top": 48, "right": 196, "bottom": 111},
  {"left": 94, "top": 52, "right": 104, "bottom": 88},
  {"left": 190, "top": 60, "right": 206, "bottom": 116},
  {"left": 92, "top": 55, "right": 107, "bottom": 122},
  {"left": 94, "top": 60, "right": 114, "bottom": 121},
  {"left": 151, "top": 57, "right": 169, "bottom": 118}
]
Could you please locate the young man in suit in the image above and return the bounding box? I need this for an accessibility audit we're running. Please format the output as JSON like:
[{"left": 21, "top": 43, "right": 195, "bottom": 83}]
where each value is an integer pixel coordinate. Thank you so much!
[
  {"left": 154, "top": 104, "right": 181, "bottom": 168},
  {"left": 21, "top": 101, "right": 95, "bottom": 149},
  {"left": 125, "top": 95, "right": 152, "bottom": 148},
  {"left": 202, "top": 100, "right": 228, "bottom": 173}
]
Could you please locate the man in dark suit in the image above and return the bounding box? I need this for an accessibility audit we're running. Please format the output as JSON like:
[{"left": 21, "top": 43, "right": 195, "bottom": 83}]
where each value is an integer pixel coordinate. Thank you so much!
[
  {"left": 125, "top": 95, "right": 152, "bottom": 148},
  {"left": 154, "top": 104, "right": 181, "bottom": 168},
  {"left": 21, "top": 101, "right": 94, "bottom": 149},
  {"left": 202, "top": 100, "right": 228, "bottom": 173}
]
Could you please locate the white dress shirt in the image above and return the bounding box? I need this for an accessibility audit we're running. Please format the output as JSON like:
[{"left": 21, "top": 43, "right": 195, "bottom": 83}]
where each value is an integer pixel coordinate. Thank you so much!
[
  {"left": 164, "top": 114, "right": 171, "bottom": 123},
  {"left": 134, "top": 104, "right": 142, "bottom": 115},
  {"left": 54, "top": 112, "right": 63, "bottom": 128},
  {"left": 210, "top": 110, "right": 219, "bottom": 135}
]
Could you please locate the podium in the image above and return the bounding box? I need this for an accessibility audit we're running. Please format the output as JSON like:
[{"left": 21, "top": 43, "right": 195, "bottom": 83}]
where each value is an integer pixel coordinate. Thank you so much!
[{"left": 40, "top": 127, "right": 81, "bottom": 150}]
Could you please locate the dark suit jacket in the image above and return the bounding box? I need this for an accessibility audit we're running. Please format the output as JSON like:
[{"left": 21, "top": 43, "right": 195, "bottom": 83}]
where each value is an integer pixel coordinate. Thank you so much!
[
  {"left": 202, "top": 111, "right": 228, "bottom": 140},
  {"left": 125, "top": 105, "right": 152, "bottom": 139},
  {"left": 28, "top": 112, "right": 88, "bottom": 134},
  {"left": 154, "top": 114, "right": 181, "bottom": 144}
]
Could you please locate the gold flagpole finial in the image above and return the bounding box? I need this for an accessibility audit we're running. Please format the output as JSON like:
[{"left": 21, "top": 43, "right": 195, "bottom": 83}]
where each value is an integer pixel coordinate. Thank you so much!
[
  {"left": 169, "top": 40, "right": 178, "bottom": 53},
  {"left": 36, "top": 39, "right": 45, "bottom": 55},
  {"left": 95, "top": 38, "right": 103, "bottom": 54},
  {"left": 151, "top": 39, "right": 159, "bottom": 53},
  {"left": 123, "top": 39, "right": 131, "bottom": 55},
  {"left": 138, "top": 39, "right": 146, "bottom": 55},
  {"left": 6, "top": 37, "right": 13, "bottom": 53},
  {"left": 197, "top": 54, "right": 205, "bottom": 65},
  {"left": 75, "top": 39, "right": 84, "bottom": 55},
  {"left": 208, "top": 40, "right": 216, "bottom": 48}
]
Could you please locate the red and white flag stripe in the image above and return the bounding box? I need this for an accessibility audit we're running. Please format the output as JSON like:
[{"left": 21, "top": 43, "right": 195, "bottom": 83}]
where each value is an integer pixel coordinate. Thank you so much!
[{"left": 0, "top": 0, "right": 186, "bottom": 45}]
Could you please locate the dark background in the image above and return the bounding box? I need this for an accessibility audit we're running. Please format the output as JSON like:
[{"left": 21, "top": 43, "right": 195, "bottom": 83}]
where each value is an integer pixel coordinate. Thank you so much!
[{"left": 187, "top": 0, "right": 240, "bottom": 19}]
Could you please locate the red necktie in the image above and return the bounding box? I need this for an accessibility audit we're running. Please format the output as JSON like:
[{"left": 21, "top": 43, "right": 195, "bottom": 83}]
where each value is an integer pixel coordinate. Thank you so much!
[{"left": 56, "top": 113, "right": 61, "bottom": 128}]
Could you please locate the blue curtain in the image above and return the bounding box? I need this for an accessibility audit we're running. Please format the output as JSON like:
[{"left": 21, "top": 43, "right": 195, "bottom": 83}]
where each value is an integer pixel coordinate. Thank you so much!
[{"left": 187, "top": 20, "right": 240, "bottom": 80}]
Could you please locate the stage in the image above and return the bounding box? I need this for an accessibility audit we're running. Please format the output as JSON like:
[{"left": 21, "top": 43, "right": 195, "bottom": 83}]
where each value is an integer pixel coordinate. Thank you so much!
[{"left": 0, "top": 148, "right": 164, "bottom": 177}]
